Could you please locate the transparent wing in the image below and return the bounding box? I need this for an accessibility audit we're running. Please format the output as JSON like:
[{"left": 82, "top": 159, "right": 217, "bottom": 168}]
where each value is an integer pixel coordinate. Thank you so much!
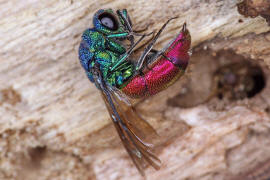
[
  {"left": 110, "top": 89, "right": 160, "bottom": 146},
  {"left": 94, "top": 72, "right": 161, "bottom": 176},
  {"left": 109, "top": 85, "right": 159, "bottom": 144}
]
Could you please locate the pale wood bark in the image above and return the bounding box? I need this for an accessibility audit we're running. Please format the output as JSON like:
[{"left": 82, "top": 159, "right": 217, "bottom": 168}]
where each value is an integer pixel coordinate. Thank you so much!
[{"left": 1, "top": 0, "right": 270, "bottom": 180}]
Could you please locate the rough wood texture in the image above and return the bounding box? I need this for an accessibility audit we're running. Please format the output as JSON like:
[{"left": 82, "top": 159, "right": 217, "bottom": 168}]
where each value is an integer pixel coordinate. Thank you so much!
[{"left": 1, "top": 0, "right": 270, "bottom": 180}]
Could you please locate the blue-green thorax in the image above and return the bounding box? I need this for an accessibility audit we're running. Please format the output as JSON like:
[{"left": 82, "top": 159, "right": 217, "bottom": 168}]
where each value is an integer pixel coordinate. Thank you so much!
[{"left": 79, "top": 9, "right": 135, "bottom": 88}]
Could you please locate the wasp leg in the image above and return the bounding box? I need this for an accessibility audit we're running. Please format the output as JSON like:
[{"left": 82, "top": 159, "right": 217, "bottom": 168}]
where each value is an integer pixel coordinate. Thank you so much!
[
  {"left": 110, "top": 9, "right": 151, "bottom": 48},
  {"left": 134, "top": 32, "right": 155, "bottom": 53},
  {"left": 117, "top": 9, "right": 133, "bottom": 33},
  {"left": 139, "top": 49, "right": 159, "bottom": 71},
  {"left": 117, "top": 9, "right": 152, "bottom": 50},
  {"left": 150, "top": 49, "right": 173, "bottom": 64},
  {"left": 135, "top": 17, "right": 178, "bottom": 71},
  {"left": 115, "top": 9, "right": 135, "bottom": 46},
  {"left": 133, "top": 25, "right": 149, "bottom": 33},
  {"left": 140, "top": 49, "right": 171, "bottom": 71},
  {"left": 110, "top": 31, "right": 153, "bottom": 71},
  {"left": 117, "top": 9, "right": 151, "bottom": 36},
  {"left": 137, "top": 23, "right": 187, "bottom": 72}
]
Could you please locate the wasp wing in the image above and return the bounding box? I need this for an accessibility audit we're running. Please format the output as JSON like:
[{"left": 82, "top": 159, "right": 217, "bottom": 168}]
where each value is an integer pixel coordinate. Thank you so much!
[
  {"left": 112, "top": 91, "right": 160, "bottom": 146},
  {"left": 95, "top": 73, "right": 161, "bottom": 176},
  {"left": 109, "top": 86, "right": 160, "bottom": 146}
]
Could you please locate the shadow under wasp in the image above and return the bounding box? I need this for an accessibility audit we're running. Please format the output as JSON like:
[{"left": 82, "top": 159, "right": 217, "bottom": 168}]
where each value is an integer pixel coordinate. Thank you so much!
[{"left": 78, "top": 8, "right": 191, "bottom": 175}]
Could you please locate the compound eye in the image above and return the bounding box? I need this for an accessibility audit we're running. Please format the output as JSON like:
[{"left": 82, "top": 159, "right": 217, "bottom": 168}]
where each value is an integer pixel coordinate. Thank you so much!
[
  {"left": 101, "top": 17, "right": 114, "bottom": 28},
  {"left": 99, "top": 13, "right": 118, "bottom": 31}
]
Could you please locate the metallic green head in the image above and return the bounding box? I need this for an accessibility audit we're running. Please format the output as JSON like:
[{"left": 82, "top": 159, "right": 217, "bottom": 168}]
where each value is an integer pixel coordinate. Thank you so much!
[{"left": 93, "top": 9, "right": 130, "bottom": 36}]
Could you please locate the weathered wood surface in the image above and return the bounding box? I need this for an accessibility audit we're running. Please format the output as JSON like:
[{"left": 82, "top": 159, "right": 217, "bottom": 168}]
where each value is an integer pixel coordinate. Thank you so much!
[{"left": 1, "top": 0, "right": 270, "bottom": 180}]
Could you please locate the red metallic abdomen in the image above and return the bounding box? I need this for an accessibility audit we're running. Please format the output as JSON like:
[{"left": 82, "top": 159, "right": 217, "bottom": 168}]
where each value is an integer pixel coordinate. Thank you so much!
[{"left": 121, "top": 26, "right": 191, "bottom": 98}]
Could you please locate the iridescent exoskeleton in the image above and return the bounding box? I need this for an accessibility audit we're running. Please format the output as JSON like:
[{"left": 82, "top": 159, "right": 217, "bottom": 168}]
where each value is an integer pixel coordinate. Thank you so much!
[{"left": 78, "top": 9, "right": 191, "bottom": 175}]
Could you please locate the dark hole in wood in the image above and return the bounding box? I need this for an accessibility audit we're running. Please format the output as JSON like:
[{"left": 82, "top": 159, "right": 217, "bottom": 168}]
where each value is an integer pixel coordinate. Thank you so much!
[{"left": 28, "top": 146, "right": 47, "bottom": 166}]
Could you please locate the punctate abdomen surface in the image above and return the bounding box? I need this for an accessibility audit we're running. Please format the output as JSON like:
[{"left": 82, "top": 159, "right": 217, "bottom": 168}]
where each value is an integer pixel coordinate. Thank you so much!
[{"left": 121, "top": 27, "right": 191, "bottom": 98}]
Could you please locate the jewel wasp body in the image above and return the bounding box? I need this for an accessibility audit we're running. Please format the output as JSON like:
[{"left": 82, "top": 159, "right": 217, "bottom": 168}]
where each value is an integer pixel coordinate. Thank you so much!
[{"left": 78, "top": 8, "right": 191, "bottom": 175}]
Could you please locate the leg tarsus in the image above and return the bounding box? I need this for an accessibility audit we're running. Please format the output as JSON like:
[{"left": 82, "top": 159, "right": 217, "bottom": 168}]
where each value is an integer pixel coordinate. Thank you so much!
[{"left": 133, "top": 25, "right": 149, "bottom": 33}]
